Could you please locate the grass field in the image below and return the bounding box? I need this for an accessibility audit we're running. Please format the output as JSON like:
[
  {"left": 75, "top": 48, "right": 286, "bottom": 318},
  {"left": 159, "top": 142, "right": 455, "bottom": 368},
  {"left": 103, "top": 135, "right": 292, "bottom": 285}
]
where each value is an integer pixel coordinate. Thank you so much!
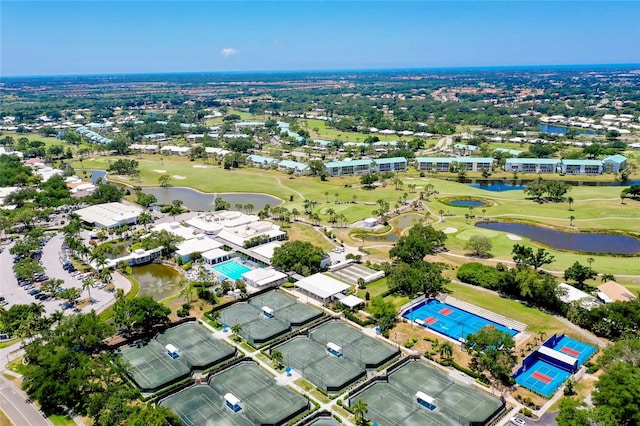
[{"left": 72, "top": 154, "right": 640, "bottom": 275}]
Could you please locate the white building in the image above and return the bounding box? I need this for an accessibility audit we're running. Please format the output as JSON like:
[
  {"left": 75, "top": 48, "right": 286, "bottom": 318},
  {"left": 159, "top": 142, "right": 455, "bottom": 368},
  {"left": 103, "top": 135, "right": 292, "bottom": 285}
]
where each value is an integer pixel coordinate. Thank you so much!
[
  {"left": 294, "top": 273, "right": 350, "bottom": 303},
  {"left": 175, "top": 234, "right": 223, "bottom": 263},
  {"left": 187, "top": 211, "right": 286, "bottom": 247},
  {"left": 75, "top": 202, "right": 144, "bottom": 229},
  {"left": 242, "top": 268, "right": 287, "bottom": 288}
]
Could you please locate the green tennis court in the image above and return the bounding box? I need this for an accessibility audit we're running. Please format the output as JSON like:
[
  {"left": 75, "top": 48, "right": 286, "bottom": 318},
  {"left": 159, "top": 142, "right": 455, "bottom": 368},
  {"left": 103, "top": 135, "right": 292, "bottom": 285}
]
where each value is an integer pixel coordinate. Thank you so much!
[
  {"left": 120, "top": 340, "right": 191, "bottom": 392},
  {"left": 248, "top": 291, "right": 323, "bottom": 326},
  {"left": 157, "top": 323, "right": 236, "bottom": 369},
  {"left": 348, "top": 361, "right": 505, "bottom": 425},
  {"left": 161, "top": 362, "right": 309, "bottom": 426},
  {"left": 220, "top": 290, "right": 323, "bottom": 344},
  {"left": 274, "top": 321, "right": 399, "bottom": 392},
  {"left": 349, "top": 382, "right": 451, "bottom": 426},
  {"left": 121, "top": 322, "right": 236, "bottom": 392}
]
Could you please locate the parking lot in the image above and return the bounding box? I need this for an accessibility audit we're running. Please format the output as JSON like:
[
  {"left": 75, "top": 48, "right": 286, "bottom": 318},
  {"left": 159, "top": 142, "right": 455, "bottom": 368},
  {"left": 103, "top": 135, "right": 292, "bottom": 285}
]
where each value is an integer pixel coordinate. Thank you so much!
[{"left": 0, "top": 234, "right": 129, "bottom": 316}]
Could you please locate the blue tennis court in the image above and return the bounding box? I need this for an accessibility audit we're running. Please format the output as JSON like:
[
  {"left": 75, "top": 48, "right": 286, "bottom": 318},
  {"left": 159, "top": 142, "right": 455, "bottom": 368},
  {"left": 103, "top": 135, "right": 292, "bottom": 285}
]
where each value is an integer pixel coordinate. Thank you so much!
[
  {"left": 551, "top": 336, "right": 595, "bottom": 366},
  {"left": 403, "top": 299, "right": 517, "bottom": 342},
  {"left": 211, "top": 260, "right": 252, "bottom": 280},
  {"left": 515, "top": 360, "right": 570, "bottom": 397}
]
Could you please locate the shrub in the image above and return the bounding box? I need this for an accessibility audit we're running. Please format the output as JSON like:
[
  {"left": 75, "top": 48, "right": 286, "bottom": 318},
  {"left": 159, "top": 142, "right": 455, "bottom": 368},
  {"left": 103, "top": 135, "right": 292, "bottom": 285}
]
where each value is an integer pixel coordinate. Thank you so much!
[{"left": 456, "top": 262, "right": 504, "bottom": 290}]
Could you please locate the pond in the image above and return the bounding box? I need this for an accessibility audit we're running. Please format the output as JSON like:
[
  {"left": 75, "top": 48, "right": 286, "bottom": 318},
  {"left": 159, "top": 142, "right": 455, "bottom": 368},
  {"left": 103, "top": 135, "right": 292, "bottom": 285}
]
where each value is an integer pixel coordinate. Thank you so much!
[
  {"left": 466, "top": 179, "right": 640, "bottom": 192},
  {"left": 142, "top": 187, "right": 283, "bottom": 212},
  {"left": 449, "top": 200, "right": 487, "bottom": 207},
  {"left": 132, "top": 263, "right": 184, "bottom": 301},
  {"left": 358, "top": 232, "right": 400, "bottom": 242},
  {"left": 88, "top": 170, "right": 107, "bottom": 183},
  {"left": 476, "top": 222, "right": 640, "bottom": 255},
  {"left": 540, "top": 124, "right": 597, "bottom": 135},
  {"left": 390, "top": 213, "right": 424, "bottom": 228}
]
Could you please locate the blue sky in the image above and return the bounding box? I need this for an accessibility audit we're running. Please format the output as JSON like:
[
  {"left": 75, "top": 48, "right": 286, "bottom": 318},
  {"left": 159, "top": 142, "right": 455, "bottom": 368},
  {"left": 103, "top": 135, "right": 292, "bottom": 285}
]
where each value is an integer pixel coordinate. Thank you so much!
[{"left": 2, "top": 1, "right": 639, "bottom": 76}]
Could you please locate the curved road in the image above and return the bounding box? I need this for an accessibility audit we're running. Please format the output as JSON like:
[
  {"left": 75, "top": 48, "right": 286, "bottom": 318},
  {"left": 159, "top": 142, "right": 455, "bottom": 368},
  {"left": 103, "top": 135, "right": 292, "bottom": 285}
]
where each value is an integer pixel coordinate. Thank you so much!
[{"left": 0, "top": 343, "right": 51, "bottom": 426}]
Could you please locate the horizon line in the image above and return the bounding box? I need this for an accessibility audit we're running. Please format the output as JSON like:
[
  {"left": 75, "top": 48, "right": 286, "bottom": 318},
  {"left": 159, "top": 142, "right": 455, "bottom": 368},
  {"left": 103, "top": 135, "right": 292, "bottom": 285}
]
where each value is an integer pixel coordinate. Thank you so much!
[{"left": 2, "top": 63, "right": 640, "bottom": 79}]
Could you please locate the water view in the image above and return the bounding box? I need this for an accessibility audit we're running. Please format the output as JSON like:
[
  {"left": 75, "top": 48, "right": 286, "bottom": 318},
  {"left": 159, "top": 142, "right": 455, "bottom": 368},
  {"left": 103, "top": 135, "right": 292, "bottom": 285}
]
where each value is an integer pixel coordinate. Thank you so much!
[
  {"left": 539, "top": 124, "right": 597, "bottom": 135},
  {"left": 142, "top": 187, "right": 282, "bottom": 211},
  {"left": 132, "top": 263, "right": 184, "bottom": 300},
  {"left": 476, "top": 222, "right": 640, "bottom": 255},
  {"left": 467, "top": 179, "right": 640, "bottom": 192},
  {"left": 449, "top": 200, "right": 487, "bottom": 207},
  {"left": 390, "top": 213, "right": 423, "bottom": 228}
]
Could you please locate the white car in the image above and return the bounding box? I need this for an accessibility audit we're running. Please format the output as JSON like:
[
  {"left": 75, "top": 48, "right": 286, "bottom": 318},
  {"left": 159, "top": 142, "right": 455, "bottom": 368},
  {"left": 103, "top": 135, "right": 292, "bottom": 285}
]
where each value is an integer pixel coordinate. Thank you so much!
[{"left": 510, "top": 416, "right": 526, "bottom": 426}]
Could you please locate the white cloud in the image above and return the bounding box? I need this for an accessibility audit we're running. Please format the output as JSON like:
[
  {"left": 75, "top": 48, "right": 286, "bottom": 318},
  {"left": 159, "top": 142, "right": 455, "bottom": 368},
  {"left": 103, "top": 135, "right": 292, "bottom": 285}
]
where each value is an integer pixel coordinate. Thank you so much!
[{"left": 220, "top": 48, "right": 239, "bottom": 57}]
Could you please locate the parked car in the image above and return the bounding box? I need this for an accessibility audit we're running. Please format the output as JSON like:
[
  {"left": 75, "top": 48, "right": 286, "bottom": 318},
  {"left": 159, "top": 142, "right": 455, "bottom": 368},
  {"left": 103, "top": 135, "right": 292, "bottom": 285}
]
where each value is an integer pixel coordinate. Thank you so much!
[
  {"left": 510, "top": 417, "right": 526, "bottom": 426},
  {"left": 27, "top": 289, "right": 40, "bottom": 296}
]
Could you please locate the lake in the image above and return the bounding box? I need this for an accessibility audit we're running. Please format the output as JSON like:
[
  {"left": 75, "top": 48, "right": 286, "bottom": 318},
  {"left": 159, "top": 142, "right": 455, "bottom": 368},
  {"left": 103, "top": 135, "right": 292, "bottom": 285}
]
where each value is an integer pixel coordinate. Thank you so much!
[
  {"left": 540, "top": 124, "right": 597, "bottom": 135},
  {"left": 476, "top": 222, "right": 640, "bottom": 255},
  {"left": 466, "top": 179, "right": 640, "bottom": 192},
  {"left": 142, "top": 187, "right": 282, "bottom": 212},
  {"left": 449, "top": 200, "right": 487, "bottom": 207},
  {"left": 390, "top": 213, "right": 423, "bottom": 228},
  {"left": 132, "top": 263, "right": 184, "bottom": 301}
]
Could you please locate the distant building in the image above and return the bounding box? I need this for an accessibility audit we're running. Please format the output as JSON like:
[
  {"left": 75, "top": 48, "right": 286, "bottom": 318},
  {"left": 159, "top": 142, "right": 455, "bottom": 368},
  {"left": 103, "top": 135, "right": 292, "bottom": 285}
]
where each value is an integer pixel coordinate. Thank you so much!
[
  {"left": 325, "top": 157, "right": 407, "bottom": 176},
  {"left": 597, "top": 281, "right": 637, "bottom": 303},
  {"left": 415, "top": 157, "right": 493, "bottom": 172},
  {"left": 75, "top": 202, "right": 143, "bottom": 229},
  {"left": 602, "top": 154, "right": 627, "bottom": 173}
]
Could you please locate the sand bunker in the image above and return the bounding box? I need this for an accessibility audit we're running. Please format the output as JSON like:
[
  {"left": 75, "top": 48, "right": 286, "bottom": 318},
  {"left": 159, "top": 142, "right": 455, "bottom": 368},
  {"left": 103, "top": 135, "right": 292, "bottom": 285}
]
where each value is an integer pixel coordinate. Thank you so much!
[
  {"left": 153, "top": 169, "right": 167, "bottom": 173},
  {"left": 193, "top": 165, "right": 208, "bottom": 169},
  {"left": 443, "top": 227, "right": 458, "bottom": 234},
  {"left": 506, "top": 234, "right": 522, "bottom": 241},
  {"left": 173, "top": 175, "right": 187, "bottom": 180}
]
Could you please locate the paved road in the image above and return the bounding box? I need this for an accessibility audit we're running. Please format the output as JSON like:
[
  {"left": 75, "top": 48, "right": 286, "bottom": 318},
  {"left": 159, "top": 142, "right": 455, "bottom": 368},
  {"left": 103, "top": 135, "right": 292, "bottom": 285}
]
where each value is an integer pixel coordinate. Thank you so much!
[{"left": 0, "top": 344, "right": 51, "bottom": 426}]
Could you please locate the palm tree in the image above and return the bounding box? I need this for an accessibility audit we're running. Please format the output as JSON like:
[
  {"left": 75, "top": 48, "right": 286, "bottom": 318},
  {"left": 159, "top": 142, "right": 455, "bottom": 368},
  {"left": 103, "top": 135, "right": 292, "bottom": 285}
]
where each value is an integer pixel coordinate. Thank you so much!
[
  {"left": 271, "top": 349, "right": 284, "bottom": 369},
  {"left": 587, "top": 257, "right": 594, "bottom": 269},
  {"left": 569, "top": 215, "right": 575, "bottom": 226},
  {"left": 231, "top": 323, "right": 242, "bottom": 339},
  {"left": 439, "top": 209, "right": 444, "bottom": 222},
  {"left": 482, "top": 208, "right": 486, "bottom": 220},
  {"left": 291, "top": 208, "right": 299, "bottom": 221},
  {"left": 567, "top": 196, "right": 574, "bottom": 211},
  {"left": 439, "top": 341, "right": 454, "bottom": 360},
  {"left": 49, "top": 310, "right": 64, "bottom": 327},
  {"left": 324, "top": 191, "right": 329, "bottom": 203},
  {"left": 353, "top": 398, "right": 369, "bottom": 426},
  {"left": 425, "top": 211, "right": 432, "bottom": 225},
  {"left": 209, "top": 309, "right": 221, "bottom": 325},
  {"left": 82, "top": 278, "right": 95, "bottom": 303},
  {"left": 334, "top": 192, "right": 339, "bottom": 203},
  {"left": 600, "top": 273, "right": 616, "bottom": 283},
  {"left": 137, "top": 211, "right": 153, "bottom": 231}
]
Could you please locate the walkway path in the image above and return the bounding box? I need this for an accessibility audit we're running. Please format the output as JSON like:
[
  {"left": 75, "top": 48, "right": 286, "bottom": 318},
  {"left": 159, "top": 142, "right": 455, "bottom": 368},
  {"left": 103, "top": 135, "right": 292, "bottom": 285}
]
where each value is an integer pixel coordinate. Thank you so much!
[{"left": 199, "top": 320, "right": 356, "bottom": 426}]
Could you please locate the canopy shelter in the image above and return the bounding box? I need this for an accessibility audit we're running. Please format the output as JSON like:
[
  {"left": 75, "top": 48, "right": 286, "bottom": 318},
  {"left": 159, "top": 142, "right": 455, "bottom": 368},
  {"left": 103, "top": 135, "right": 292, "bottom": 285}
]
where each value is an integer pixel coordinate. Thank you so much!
[
  {"left": 224, "top": 393, "right": 241, "bottom": 412},
  {"left": 339, "top": 295, "right": 364, "bottom": 309}
]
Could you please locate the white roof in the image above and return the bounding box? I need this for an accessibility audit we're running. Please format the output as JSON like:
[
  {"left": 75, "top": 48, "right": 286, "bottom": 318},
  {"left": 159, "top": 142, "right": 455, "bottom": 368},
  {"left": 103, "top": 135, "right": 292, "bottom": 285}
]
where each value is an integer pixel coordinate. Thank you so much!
[
  {"left": 326, "top": 342, "right": 342, "bottom": 352},
  {"left": 242, "top": 268, "right": 286, "bottom": 286},
  {"left": 165, "top": 344, "right": 179, "bottom": 353},
  {"left": 250, "top": 241, "right": 282, "bottom": 260},
  {"left": 295, "top": 273, "right": 350, "bottom": 299},
  {"left": 176, "top": 235, "right": 223, "bottom": 257},
  {"left": 224, "top": 393, "right": 240, "bottom": 406},
  {"left": 201, "top": 248, "right": 229, "bottom": 261},
  {"left": 538, "top": 345, "right": 578, "bottom": 367},
  {"left": 75, "top": 202, "right": 143, "bottom": 228},
  {"left": 557, "top": 283, "right": 597, "bottom": 304},
  {"left": 152, "top": 222, "right": 197, "bottom": 240},
  {"left": 416, "top": 391, "right": 435, "bottom": 405},
  {"left": 340, "top": 295, "right": 364, "bottom": 308}
]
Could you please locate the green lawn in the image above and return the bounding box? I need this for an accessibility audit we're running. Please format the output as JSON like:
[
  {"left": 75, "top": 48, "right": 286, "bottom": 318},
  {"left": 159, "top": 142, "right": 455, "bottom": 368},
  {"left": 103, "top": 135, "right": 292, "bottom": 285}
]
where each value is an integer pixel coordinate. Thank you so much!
[
  {"left": 449, "top": 281, "right": 584, "bottom": 338},
  {"left": 72, "top": 154, "right": 640, "bottom": 275},
  {"left": 48, "top": 414, "right": 76, "bottom": 426}
]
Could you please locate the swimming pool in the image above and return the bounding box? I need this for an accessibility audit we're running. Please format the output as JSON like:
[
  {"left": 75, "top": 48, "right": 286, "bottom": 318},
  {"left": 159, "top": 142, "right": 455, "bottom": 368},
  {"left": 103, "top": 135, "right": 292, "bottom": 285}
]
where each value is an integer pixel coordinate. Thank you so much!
[
  {"left": 211, "top": 260, "right": 252, "bottom": 280},
  {"left": 403, "top": 299, "right": 517, "bottom": 342}
]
